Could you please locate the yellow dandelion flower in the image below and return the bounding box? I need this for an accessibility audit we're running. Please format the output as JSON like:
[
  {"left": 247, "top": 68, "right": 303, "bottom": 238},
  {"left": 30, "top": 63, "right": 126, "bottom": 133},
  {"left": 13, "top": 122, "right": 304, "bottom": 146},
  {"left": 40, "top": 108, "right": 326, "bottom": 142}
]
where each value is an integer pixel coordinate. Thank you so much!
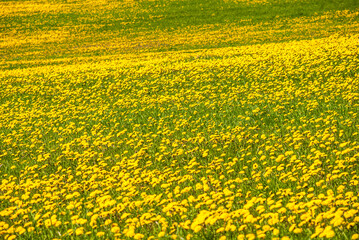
[
  {"left": 134, "top": 233, "right": 145, "bottom": 239},
  {"left": 75, "top": 227, "right": 84, "bottom": 235},
  {"left": 8, "top": 235, "right": 17, "bottom": 240},
  {"left": 15, "top": 226, "right": 26, "bottom": 235},
  {"left": 246, "top": 234, "right": 255, "bottom": 240},
  {"left": 111, "top": 226, "right": 120, "bottom": 233}
]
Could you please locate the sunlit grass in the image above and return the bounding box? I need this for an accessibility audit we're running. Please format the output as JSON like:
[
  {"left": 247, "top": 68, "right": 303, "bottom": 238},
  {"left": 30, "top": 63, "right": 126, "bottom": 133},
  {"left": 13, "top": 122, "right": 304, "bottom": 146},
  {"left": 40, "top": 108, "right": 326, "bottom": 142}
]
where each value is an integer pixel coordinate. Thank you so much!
[{"left": 1, "top": 0, "right": 359, "bottom": 239}]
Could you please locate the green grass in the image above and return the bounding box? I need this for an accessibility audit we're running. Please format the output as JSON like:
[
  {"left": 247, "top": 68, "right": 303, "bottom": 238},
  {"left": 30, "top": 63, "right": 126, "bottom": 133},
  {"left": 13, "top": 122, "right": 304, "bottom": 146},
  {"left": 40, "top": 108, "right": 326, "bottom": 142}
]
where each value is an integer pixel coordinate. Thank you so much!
[
  {"left": 1, "top": 0, "right": 359, "bottom": 239},
  {"left": 1, "top": 0, "right": 359, "bottom": 65}
]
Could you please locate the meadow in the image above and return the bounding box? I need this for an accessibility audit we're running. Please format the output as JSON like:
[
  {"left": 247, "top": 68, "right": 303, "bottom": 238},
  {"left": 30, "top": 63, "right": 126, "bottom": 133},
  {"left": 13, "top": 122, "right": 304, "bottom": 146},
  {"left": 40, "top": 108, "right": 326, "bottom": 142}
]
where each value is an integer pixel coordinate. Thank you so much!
[{"left": 1, "top": 0, "right": 359, "bottom": 239}]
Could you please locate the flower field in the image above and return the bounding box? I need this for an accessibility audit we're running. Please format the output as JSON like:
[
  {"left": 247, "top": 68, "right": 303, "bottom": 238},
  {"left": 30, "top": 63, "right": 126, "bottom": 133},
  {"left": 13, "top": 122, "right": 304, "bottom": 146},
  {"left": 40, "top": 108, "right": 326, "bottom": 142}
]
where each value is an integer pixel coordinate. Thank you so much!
[{"left": 1, "top": 0, "right": 359, "bottom": 239}]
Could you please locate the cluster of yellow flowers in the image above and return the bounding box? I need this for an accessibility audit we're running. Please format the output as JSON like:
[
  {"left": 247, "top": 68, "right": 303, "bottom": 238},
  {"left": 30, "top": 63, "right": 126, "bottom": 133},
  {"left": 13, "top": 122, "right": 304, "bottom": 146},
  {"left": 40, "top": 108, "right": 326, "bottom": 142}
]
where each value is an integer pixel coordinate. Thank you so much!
[
  {"left": 1, "top": 0, "right": 358, "bottom": 64},
  {"left": 1, "top": 0, "right": 359, "bottom": 239},
  {"left": 1, "top": 31, "right": 358, "bottom": 239}
]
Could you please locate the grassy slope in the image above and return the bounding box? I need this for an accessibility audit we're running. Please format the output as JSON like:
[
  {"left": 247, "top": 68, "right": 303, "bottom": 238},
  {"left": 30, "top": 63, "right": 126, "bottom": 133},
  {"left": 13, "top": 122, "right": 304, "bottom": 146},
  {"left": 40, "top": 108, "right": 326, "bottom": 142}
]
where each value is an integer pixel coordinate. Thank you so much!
[
  {"left": 1, "top": 0, "right": 359, "bottom": 66},
  {"left": 1, "top": 0, "right": 359, "bottom": 239}
]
